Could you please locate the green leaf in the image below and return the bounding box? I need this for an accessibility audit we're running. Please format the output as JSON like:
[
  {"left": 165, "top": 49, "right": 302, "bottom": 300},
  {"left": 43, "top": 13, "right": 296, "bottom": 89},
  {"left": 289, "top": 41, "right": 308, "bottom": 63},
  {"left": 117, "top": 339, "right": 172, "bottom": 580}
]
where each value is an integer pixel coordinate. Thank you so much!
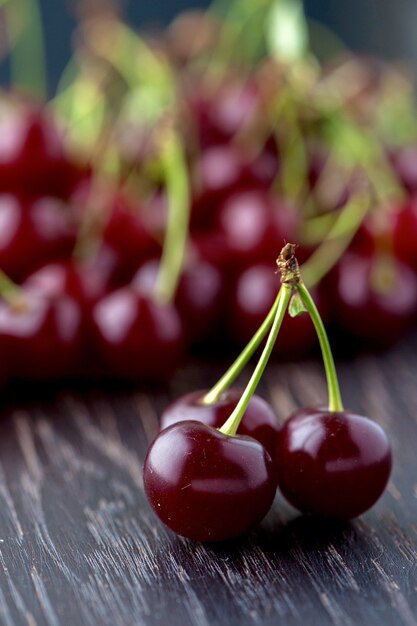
[
  {"left": 267, "top": 0, "right": 309, "bottom": 62},
  {"left": 289, "top": 292, "right": 307, "bottom": 317}
]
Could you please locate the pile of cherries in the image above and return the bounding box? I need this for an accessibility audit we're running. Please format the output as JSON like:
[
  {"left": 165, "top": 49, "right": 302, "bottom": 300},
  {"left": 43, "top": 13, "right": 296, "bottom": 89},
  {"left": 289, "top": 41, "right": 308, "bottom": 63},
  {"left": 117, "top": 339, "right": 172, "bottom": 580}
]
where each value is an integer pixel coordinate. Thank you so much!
[
  {"left": 1, "top": 79, "right": 417, "bottom": 390},
  {"left": 144, "top": 245, "right": 392, "bottom": 542}
]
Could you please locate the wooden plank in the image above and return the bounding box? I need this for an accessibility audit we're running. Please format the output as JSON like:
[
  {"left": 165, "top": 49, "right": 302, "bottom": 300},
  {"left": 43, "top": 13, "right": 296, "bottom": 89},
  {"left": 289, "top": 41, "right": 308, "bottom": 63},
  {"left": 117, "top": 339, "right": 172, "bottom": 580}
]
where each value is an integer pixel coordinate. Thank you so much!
[{"left": 0, "top": 337, "right": 415, "bottom": 626}]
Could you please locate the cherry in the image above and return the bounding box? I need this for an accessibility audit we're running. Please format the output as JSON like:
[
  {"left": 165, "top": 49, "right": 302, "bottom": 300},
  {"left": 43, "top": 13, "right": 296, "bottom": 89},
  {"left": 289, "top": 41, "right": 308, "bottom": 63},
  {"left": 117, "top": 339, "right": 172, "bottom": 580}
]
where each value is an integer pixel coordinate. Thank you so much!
[
  {"left": 229, "top": 263, "right": 328, "bottom": 358},
  {"left": 190, "top": 145, "right": 254, "bottom": 230},
  {"left": 188, "top": 79, "right": 260, "bottom": 148},
  {"left": 0, "top": 194, "right": 76, "bottom": 280},
  {"left": 24, "top": 261, "right": 109, "bottom": 313},
  {"left": 99, "top": 194, "right": 161, "bottom": 284},
  {"left": 392, "top": 197, "right": 417, "bottom": 269},
  {"left": 275, "top": 408, "right": 392, "bottom": 519},
  {"left": 194, "top": 190, "right": 297, "bottom": 272},
  {"left": 23, "top": 261, "right": 111, "bottom": 378},
  {"left": 143, "top": 420, "right": 276, "bottom": 542},
  {"left": 133, "top": 258, "right": 225, "bottom": 343},
  {"left": 0, "top": 104, "right": 86, "bottom": 199},
  {"left": 160, "top": 389, "right": 279, "bottom": 460},
  {"left": 0, "top": 290, "right": 83, "bottom": 380},
  {"left": 91, "top": 287, "right": 184, "bottom": 381},
  {"left": 333, "top": 252, "right": 417, "bottom": 347}
]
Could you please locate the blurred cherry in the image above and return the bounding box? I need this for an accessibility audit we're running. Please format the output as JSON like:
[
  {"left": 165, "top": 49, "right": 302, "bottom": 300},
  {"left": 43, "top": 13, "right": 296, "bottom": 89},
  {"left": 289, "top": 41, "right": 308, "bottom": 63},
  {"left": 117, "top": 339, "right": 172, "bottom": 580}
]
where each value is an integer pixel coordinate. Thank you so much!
[
  {"left": 333, "top": 252, "right": 417, "bottom": 347},
  {"left": 91, "top": 287, "right": 184, "bottom": 382},
  {"left": 0, "top": 194, "right": 76, "bottom": 280}
]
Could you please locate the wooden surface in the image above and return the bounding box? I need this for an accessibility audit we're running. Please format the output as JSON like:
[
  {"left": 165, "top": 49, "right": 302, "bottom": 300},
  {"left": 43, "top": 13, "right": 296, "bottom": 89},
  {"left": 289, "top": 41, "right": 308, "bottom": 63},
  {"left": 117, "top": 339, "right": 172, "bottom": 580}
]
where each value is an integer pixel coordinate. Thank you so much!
[{"left": 0, "top": 337, "right": 416, "bottom": 626}]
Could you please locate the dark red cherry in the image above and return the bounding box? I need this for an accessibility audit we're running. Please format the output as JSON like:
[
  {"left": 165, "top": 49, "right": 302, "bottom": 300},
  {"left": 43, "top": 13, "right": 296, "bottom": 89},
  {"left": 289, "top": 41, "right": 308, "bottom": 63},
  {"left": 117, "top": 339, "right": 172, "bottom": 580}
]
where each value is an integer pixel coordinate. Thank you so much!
[
  {"left": 188, "top": 79, "right": 260, "bottom": 148},
  {"left": 143, "top": 420, "right": 277, "bottom": 542},
  {"left": 91, "top": 288, "right": 184, "bottom": 381},
  {"left": 275, "top": 408, "right": 392, "bottom": 519},
  {"left": 333, "top": 252, "right": 417, "bottom": 347},
  {"left": 392, "top": 197, "right": 417, "bottom": 269},
  {"left": 0, "top": 104, "right": 86, "bottom": 199},
  {"left": 160, "top": 389, "right": 279, "bottom": 460},
  {"left": 195, "top": 191, "right": 297, "bottom": 272},
  {"left": 133, "top": 258, "right": 225, "bottom": 343},
  {"left": 0, "top": 290, "right": 83, "bottom": 380},
  {"left": 229, "top": 263, "right": 327, "bottom": 358},
  {"left": 100, "top": 194, "right": 161, "bottom": 284},
  {"left": 191, "top": 146, "right": 252, "bottom": 230},
  {"left": 0, "top": 194, "right": 76, "bottom": 280},
  {"left": 24, "top": 261, "right": 109, "bottom": 313}
]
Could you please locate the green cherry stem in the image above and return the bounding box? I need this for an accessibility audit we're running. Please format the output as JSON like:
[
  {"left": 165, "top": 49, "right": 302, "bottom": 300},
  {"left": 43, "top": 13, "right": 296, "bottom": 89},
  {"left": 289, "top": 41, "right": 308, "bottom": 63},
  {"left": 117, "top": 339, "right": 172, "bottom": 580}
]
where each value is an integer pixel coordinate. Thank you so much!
[
  {"left": 219, "top": 283, "right": 292, "bottom": 436},
  {"left": 202, "top": 281, "right": 283, "bottom": 405},
  {"left": 4, "top": 0, "right": 47, "bottom": 99},
  {"left": 153, "top": 132, "right": 190, "bottom": 305},
  {"left": 300, "top": 191, "right": 370, "bottom": 288},
  {"left": 297, "top": 280, "right": 344, "bottom": 412}
]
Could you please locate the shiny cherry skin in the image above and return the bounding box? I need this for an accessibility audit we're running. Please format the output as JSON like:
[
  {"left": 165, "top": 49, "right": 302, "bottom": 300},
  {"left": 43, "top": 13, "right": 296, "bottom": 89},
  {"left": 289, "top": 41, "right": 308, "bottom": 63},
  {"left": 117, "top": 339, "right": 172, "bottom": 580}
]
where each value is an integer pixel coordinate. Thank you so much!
[
  {"left": 24, "top": 261, "right": 111, "bottom": 377},
  {"left": 275, "top": 408, "right": 392, "bottom": 519},
  {"left": 0, "top": 104, "right": 86, "bottom": 199},
  {"left": 392, "top": 197, "right": 417, "bottom": 269},
  {"left": 0, "top": 290, "right": 83, "bottom": 380},
  {"left": 333, "top": 252, "right": 417, "bottom": 347},
  {"left": 188, "top": 79, "right": 260, "bottom": 148},
  {"left": 24, "top": 261, "right": 109, "bottom": 313},
  {"left": 91, "top": 288, "right": 184, "bottom": 382},
  {"left": 194, "top": 190, "right": 297, "bottom": 273},
  {"left": 99, "top": 194, "right": 161, "bottom": 285},
  {"left": 160, "top": 389, "right": 279, "bottom": 460},
  {"left": 0, "top": 194, "right": 76, "bottom": 280},
  {"left": 229, "top": 263, "right": 328, "bottom": 358},
  {"left": 132, "top": 258, "right": 225, "bottom": 343},
  {"left": 144, "top": 420, "right": 277, "bottom": 542}
]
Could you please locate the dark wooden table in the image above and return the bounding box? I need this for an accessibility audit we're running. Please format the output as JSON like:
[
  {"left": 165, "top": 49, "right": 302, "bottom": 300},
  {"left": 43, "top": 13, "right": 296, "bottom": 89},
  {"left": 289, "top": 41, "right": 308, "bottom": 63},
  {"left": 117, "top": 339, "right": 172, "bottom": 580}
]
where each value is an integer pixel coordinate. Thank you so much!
[{"left": 0, "top": 336, "right": 416, "bottom": 626}]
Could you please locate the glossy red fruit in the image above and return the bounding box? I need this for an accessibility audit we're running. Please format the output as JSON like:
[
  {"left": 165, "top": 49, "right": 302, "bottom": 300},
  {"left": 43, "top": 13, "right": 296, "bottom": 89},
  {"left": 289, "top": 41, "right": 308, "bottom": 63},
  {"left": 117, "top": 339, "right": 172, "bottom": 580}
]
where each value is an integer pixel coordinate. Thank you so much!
[
  {"left": 0, "top": 105, "right": 86, "bottom": 199},
  {"left": 229, "top": 263, "right": 327, "bottom": 358},
  {"left": 144, "top": 420, "right": 277, "bottom": 542},
  {"left": 24, "top": 261, "right": 109, "bottom": 313},
  {"left": 275, "top": 408, "right": 392, "bottom": 519},
  {"left": 188, "top": 79, "right": 260, "bottom": 148},
  {"left": 191, "top": 145, "right": 283, "bottom": 231},
  {"left": 23, "top": 261, "right": 110, "bottom": 378},
  {"left": 91, "top": 288, "right": 184, "bottom": 381},
  {"left": 0, "top": 291, "right": 83, "bottom": 380},
  {"left": 333, "top": 252, "right": 417, "bottom": 347},
  {"left": 133, "top": 258, "right": 224, "bottom": 343},
  {"left": 160, "top": 389, "right": 279, "bottom": 460},
  {"left": 195, "top": 190, "right": 297, "bottom": 272},
  {"left": 100, "top": 195, "right": 161, "bottom": 284},
  {"left": 392, "top": 198, "right": 417, "bottom": 269},
  {"left": 0, "top": 194, "right": 76, "bottom": 280}
]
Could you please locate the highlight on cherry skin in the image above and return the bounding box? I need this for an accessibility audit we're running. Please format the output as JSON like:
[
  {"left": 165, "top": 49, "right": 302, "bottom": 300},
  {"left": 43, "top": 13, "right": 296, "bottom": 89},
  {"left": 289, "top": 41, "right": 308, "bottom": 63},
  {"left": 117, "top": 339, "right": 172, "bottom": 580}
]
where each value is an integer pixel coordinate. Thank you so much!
[
  {"left": 160, "top": 389, "right": 280, "bottom": 461},
  {"left": 143, "top": 420, "right": 277, "bottom": 543}
]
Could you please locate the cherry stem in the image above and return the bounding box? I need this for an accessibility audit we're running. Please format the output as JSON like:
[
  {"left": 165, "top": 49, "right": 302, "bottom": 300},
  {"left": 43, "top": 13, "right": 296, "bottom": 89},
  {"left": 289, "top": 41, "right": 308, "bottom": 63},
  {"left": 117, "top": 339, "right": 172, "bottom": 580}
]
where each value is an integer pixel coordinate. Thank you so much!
[
  {"left": 4, "top": 0, "right": 47, "bottom": 99},
  {"left": 219, "top": 284, "right": 292, "bottom": 437},
  {"left": 202, "top": 282, "right": 283, "bottom": 405},
  {"left": 153, "top": 133, "right": 190, "bottom": 305},
  {"left": 297, "top": 281, "right": 344, "bottom": 412},
  {"left": 301, "top": 192, "right": 370, "bottom": 288}
]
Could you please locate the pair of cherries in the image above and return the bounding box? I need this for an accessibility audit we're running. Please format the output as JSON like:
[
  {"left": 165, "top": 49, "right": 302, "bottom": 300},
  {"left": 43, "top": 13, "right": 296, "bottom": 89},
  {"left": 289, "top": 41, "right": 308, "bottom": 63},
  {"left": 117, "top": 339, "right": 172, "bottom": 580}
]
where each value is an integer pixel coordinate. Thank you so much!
[{"left": 143, "top": 245, "right": 392, "bottom": 542}]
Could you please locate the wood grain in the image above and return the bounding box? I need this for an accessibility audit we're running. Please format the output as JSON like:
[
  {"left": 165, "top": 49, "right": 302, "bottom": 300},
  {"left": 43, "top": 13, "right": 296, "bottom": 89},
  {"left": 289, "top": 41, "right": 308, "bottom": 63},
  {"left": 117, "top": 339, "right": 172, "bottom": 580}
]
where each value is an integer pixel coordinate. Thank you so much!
[{"left": 0, "top": 336, "right": 415, "bottom": 626}]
